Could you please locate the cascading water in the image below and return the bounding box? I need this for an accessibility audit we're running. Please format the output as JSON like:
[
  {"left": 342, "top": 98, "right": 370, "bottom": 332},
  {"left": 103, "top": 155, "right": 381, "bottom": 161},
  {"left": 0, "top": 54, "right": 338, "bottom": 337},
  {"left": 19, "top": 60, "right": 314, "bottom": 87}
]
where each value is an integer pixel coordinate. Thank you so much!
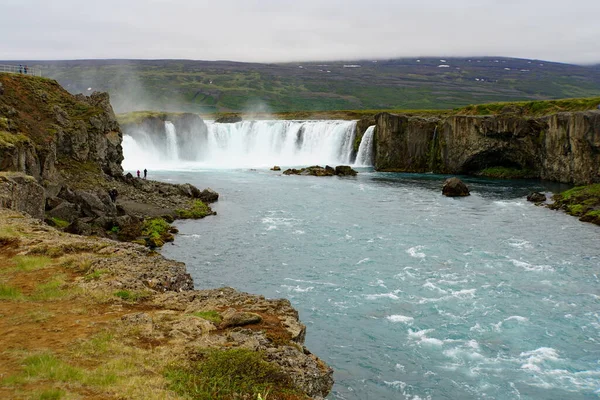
[
  {"left": 122, "top": 119, "right": 358, "bottom": 170},
  {"left": 354, "top": 126, "right": 375, "bottom": 167},
  {"left": 164, "top": 121, "right": 179, "bottom": 160}
]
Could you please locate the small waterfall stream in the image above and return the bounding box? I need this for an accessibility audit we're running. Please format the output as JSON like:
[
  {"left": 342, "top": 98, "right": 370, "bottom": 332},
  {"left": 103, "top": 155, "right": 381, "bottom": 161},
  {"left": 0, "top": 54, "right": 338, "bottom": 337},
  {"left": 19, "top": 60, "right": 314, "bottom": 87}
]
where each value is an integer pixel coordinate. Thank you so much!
[{"left": 354, "top": 126, "right": 375, "bottom": 167}]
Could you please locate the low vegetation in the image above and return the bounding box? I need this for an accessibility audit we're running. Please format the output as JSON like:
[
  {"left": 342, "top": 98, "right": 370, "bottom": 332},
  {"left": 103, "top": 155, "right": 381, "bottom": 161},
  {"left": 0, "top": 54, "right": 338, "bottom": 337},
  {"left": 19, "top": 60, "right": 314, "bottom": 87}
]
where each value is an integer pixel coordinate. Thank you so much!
[
  {"left": 165, "top": 349, "right": 305, "bottom": 400},
  {"left": 457, "top": 97, "right": 600, "bottom": 117},
  {"left": 550, "top": 183, "right": 600, "bottom": 225},
  {"left": 478, "top": 167, "right": 538, "bottom": 179},
  {"left": 176, "top": 200, "right": 212, "bottom": 219},
  {"left": 192, "top": 310, "right": 222, "bottom": 324},
  {"left": 141, "top": 217, "right": 174, "bottom": 247}
]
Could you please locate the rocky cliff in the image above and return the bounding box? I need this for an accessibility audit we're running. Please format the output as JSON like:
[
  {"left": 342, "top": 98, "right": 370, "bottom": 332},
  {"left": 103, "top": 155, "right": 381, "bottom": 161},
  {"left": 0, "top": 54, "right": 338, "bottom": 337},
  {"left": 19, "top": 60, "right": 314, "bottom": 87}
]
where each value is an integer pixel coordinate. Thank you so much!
[
  {"left": 373, "top": 110, "right": 600, "bottom": 184},
  {"left": 0, "top": 74, "right": 123, "bottom": 184},
  {"left": 0, "top": 208, "right": 333, "bottom": 399}
]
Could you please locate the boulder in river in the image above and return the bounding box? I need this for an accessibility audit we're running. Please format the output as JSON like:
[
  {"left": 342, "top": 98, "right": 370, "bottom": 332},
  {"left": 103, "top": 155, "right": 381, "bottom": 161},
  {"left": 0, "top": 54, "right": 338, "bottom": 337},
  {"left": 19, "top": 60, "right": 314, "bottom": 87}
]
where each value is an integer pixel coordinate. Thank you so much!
[
  {"left": 442, "top": 177, "right": 470, "bottom": 197},
  {"left": 527, "top": 192, "right": 547, "bottom": 203}
]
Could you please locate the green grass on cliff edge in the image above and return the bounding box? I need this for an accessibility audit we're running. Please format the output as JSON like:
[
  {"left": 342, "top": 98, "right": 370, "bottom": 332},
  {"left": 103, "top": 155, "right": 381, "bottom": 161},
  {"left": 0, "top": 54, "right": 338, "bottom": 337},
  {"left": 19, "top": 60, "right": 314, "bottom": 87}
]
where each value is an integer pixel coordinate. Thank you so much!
[
  {"left": 117, "top": 96, "right": 600, "bottom": 122},
  {"left": 456, "top": 97, "right": 600, "bottom": 117},
  {"left": 165, "top": 348, "right": 304, "bottom": 399},
  {"left": 551, "top": 184, "right": 600, "bottom": 225}
]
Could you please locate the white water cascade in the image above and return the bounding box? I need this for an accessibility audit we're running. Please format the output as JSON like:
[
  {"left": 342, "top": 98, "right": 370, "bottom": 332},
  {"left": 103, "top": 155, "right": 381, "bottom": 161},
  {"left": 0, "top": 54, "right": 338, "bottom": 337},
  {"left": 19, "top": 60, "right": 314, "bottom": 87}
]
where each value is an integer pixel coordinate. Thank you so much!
[
  {"left": 122, "top": 120, "right": 358, "bottom": 170},
  {"left": 164, "top": 121, "right": 179, "bottom": 160},
  {"left": 354, "top": 125, "right": 375, "bottom": 167}
]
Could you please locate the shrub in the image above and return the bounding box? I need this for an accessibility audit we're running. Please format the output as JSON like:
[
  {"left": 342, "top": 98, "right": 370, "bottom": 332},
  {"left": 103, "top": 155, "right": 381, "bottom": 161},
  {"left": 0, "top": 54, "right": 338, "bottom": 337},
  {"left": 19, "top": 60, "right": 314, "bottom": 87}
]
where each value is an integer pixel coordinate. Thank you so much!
[
  {"left": 165, "top": 349, "right": 302, "bottom": 400},
  {"left": 176, "top": 200, "right": 211, "bottom": 219}
]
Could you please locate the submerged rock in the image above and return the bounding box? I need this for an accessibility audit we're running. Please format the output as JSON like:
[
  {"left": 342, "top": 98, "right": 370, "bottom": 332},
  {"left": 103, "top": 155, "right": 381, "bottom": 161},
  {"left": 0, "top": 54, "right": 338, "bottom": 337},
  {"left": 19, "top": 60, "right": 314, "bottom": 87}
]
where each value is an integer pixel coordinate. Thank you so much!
[
  {"left": 527, "top": 192, "right": 547, "bottom": 203},
  {"left": 442, "top": 177, "right": 470, "bottom": 197},
  {"left": 335, "top": 165, "right": 358, "bottom": 176}
]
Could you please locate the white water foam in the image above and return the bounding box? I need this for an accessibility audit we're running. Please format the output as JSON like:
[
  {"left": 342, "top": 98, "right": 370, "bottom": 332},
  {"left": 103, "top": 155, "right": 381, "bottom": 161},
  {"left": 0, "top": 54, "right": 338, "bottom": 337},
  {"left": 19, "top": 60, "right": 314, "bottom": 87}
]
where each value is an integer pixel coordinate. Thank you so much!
[
  {"left": 510, "top": 259, "right": 554, "bottom": 272},
  {"left": 354, "top": 125, "right": 375, "bottom": 166},
  {"left": 387, "top": 315, "right": 414, "bottom": 324},
  {"left": 407, "top": 246, "right": 426, "bottom": 258},
  {"left": 124, "top": 119, "right": 358, "bottom": 170}
]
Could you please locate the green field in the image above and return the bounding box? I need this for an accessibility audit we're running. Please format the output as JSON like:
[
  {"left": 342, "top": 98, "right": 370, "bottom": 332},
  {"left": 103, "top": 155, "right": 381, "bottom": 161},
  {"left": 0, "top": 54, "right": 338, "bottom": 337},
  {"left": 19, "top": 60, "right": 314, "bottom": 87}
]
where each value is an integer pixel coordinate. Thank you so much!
[{"left": 13, "top": 57, "right": 600, "bottom": 113}]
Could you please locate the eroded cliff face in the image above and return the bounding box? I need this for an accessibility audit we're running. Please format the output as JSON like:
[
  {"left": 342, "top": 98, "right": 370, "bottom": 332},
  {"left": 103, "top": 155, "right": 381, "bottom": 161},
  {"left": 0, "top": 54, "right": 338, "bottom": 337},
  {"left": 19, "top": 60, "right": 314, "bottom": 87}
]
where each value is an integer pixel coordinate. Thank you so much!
[
  {"left": 0, "top": 74, "right": 123, "bottom": 187},
  {"left": 374, "top": 111, "right": 600, "bottom": 184}
]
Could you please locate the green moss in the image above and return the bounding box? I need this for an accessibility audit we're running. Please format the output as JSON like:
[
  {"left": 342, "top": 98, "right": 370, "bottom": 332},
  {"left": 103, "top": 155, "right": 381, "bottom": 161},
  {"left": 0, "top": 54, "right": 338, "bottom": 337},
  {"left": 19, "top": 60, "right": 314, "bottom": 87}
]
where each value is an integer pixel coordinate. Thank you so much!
[
  {"left": 478, "top": 167, "right": 537, "bottom": 179},
  {"left": 552, "top": 184, "right": 600, "bottom": 226},
  {"left": 165, "top": 349, "right": 303, "bottom": 400},
  {"left": 176, "top": 200, "right": 212, "bottom": 219},
  {"left": 48, "top": 217, "right": 70, "bottom": 229},
  {"left": 0, "top": 131, "right": 30, "bottom": 148},
  {"left": 114, "top": 290, "right": 149, "bottom": 303},
  {"left": 191, "top": 310, "right": 222, "bottom": 324},
  {"left": 140, "top": 217, "right": 175, "bottom": 247}
]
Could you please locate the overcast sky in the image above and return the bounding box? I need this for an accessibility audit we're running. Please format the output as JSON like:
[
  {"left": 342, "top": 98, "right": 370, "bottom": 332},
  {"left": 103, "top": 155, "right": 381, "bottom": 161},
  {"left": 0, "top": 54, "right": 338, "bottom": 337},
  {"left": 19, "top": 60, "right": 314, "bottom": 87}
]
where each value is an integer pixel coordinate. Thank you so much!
[{"left": 1, "top": 0, "right": 599, "bottom": 65}]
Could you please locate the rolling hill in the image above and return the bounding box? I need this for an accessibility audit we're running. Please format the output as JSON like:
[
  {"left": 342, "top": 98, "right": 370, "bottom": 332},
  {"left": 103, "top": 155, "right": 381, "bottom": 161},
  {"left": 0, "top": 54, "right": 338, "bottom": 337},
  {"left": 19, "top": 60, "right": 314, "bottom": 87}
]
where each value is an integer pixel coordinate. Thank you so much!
[{"left": 5, "top": 57, "right": 600, "bottom": 113}]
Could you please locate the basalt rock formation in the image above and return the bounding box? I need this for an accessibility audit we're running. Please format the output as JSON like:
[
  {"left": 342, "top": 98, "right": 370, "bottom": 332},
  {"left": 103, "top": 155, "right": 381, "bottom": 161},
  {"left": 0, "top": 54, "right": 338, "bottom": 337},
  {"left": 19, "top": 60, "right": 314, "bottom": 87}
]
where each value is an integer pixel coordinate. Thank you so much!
[
  {"left": 0, "top": 74, "right": 216, "bottom": 245},
  {"left": 372, "top": 111, "right": 600, "bottom": 185}
]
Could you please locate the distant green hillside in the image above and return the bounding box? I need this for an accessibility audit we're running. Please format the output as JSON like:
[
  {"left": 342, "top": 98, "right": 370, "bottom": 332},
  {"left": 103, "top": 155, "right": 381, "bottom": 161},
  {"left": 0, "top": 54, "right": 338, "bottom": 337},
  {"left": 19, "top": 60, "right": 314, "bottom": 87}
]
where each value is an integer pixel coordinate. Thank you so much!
[{"left": 9, "top": 57, "right": 600, "bottom": 113}]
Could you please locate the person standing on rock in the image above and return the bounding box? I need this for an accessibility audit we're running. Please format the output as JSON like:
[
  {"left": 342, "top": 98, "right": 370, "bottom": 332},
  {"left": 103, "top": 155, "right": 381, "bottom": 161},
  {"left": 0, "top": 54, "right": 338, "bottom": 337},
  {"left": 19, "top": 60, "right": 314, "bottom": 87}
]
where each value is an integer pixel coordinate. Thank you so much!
[
  {"left": 109, "top": 188, "right": 118, "bottom": 203},
  {"left": 137, "top": 170, "right": 140, "bottom": 178},
  {"left": 144, "top": 169, "right": 147, "bottom": 179}
]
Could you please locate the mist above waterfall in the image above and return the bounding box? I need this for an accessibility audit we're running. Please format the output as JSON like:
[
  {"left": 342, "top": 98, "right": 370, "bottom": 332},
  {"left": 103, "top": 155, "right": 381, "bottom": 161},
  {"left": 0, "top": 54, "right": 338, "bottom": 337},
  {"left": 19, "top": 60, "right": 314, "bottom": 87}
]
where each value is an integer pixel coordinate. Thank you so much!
[{"left": 122, "top": 119, "right": 371, "bottom": 171}]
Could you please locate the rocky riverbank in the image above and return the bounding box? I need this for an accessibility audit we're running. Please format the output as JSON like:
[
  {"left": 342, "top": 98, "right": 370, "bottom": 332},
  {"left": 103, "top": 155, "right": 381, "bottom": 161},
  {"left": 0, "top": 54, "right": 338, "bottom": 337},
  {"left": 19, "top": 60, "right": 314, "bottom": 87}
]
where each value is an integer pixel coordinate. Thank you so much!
[
  {"left": 0, "top": 72, "right": 333, "bottom": 399},
  {"left": 0, "top": 208, "right": 333, "bottom": 399}
]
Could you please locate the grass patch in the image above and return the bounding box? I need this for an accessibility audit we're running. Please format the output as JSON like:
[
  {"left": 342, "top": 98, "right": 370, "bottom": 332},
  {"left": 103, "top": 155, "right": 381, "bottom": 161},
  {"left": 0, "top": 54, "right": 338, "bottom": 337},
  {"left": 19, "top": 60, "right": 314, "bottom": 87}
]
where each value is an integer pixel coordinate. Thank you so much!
[
  {"left": 478, "top": 166, "right": 537, "bottom": 179},
  {"left": 457, "top": 97, "right": 600, "bottom": 117},
  {"left": 114, "top": 290, "right": 150, "bottom": 303},
  {"left": 191, "top": 310, "right": 222, "bottom": 324},
  {"left": 0, "top": 283, "right": 23, "bottom": 300},
  {"left": 36, "top": 389, "right": 66, "bottom": 400},
  {"left": 165, "top": 348, "right": 302, "bottom": 400},
  {"left": 141, "top": 217, "right": 173, "bottom": 247},
  {"left": 49, "top": 217, "right": 70, "bottom": 229},
  {"left": 13, "top": 255, "right": 53, "bottom": 271},
  {"left": 29, "top": 276, "right": 71, "bottom": 301},
  {"left": 176, "top": 200, "right": 212, "bottom": 219},
  {"left": 83, "top": 269, "right": 108, "bottom": 282},
  {"left": 22, "top": 353, "right": 84, "bottom": 382}
]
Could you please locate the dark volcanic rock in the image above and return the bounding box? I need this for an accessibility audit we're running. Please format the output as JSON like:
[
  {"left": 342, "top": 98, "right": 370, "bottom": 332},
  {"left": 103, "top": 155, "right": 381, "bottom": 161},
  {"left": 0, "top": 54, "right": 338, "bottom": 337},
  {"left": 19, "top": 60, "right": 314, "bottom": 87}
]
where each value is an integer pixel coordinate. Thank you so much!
[
  {"left": 214, "top": 115, "right": 242, "bottom": 123},
  {"left": 527, "top": 192, "right": 547, "bottom": 203},
  {"left": 199, "top": 188, "right": 219, "bottom": 203},
  {"left": 0, "top": 172, "right": 45, "bottom": 219},
  {"left": 442, "top": 177, "right": 470, "bottom": 197},
  {"left": 46, "top": 201, "right": 79, "bottom": 223},
  {"left": 271, "top": 166, "right": 281, "bottom": 171},
  {"left": 335, "top": 165, "right": 358, "bottom": 176}
]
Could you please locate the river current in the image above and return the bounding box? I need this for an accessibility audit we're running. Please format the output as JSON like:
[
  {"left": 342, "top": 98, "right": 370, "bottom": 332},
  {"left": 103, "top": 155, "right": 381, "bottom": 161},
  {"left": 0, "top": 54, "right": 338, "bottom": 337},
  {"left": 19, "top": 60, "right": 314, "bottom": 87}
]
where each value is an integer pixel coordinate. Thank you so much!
[{"left": 145, "top": 168, "right": 600, "bottom": 400}]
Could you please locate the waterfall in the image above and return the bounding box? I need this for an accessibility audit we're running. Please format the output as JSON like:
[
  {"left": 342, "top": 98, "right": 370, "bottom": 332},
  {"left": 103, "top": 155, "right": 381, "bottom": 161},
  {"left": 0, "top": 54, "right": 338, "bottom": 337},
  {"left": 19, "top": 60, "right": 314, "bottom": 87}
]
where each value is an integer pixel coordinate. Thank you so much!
[
  {"left": 122, "top": 119, "right": 358, "bottom": 170},
  {"left": 354, "top": 126, "right": 375, "bottom": 167},
  {"left": 164, "top": 121, "right": 179, "bottom": 160}
]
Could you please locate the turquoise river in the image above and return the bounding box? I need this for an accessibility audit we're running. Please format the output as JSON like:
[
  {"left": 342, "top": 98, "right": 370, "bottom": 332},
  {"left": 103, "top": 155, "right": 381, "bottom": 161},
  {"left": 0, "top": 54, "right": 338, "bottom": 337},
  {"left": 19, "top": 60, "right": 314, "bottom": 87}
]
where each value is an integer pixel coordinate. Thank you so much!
[{"left": 146, "top": 168, "right": 600, "bottom": 400}]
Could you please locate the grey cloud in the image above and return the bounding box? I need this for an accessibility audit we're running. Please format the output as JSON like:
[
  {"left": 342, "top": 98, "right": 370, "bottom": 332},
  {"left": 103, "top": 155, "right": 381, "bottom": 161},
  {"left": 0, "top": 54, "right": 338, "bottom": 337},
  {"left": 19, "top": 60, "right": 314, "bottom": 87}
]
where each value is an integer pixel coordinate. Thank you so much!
[{"left": 1, "top": 0, "right": 599, "bottom": 64}]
